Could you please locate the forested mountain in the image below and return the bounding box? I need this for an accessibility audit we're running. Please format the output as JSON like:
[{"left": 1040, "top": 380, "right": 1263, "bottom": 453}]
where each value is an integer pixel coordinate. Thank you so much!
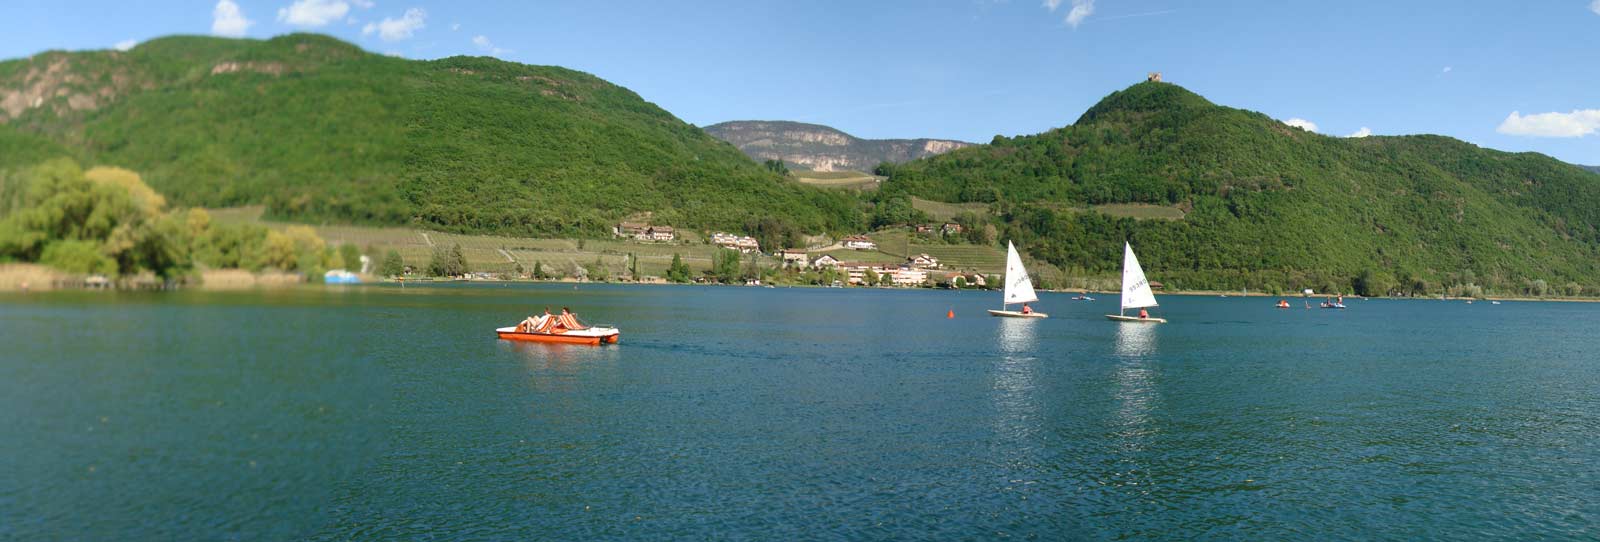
[
  {"left": 704, "top": 120, "right": 971, "bottom": 172},
  {"left": 1581, "top": 165, "right": 1600, "bottom": 175},
  {"left": 880, "top": 82, "right": 1600, "bottom": 296},
  {"left": 0, "top": 34, "right": 861, "bottom": 236}
]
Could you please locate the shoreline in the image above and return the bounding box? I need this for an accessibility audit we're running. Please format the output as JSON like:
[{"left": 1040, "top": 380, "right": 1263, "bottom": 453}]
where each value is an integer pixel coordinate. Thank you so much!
[{"left": 4, "top": 272, "right": 1595, "bottom": 303}]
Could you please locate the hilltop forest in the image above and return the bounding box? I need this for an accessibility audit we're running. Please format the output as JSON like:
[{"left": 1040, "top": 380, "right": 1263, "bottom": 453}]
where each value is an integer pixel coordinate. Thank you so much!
[
  {"left": 0, "top": 34, "right": 861, "bottom": 238},
  {"left": 878, "top": 82, "right": 1600, "bottom": 296}
]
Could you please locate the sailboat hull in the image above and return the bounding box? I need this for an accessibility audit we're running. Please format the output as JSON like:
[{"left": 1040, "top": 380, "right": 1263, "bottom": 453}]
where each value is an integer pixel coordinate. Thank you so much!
[
  {"left": 988, "top": 310, "right": 1048, "bottom": 319},
  {"left": 1105, "top": 314, "right": 1166, "bottom": 324}
]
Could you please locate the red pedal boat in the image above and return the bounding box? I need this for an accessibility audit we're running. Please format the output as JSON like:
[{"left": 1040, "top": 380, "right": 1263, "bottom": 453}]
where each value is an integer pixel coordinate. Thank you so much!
[{"left": 496, "top": 326, "right": 619, "bottom": 345}]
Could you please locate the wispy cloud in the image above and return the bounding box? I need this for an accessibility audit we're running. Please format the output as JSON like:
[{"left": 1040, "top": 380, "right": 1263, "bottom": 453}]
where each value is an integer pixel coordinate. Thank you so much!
[
  {"left": 1044, "top": 0, "right": 1095, "bottom": 28},
  {"left": 212, "top": 0, "right": 254, "bottom": 37},
  {"left": 472, "top": 35, "right": 510, "bottom": 56},
  {"left": 278, "top": 0, "right": 350, "bottom": 27},
  {"left": 352, "top": 0, "right": 374, "bottom": 7},
  {"left": 114, "top": 39, "right": 138, "bottom": 52},
  {"left": 362, "top": 7, "right": 426, "bottom": 41},
  {"left": 1096, "top": 9, "right": 1178, "bottom": 22},
  {"left": 1591, "top": 0, "right": 1600, "bottom": 15},
  {"left": 1497, "top": 109, "right": 1600, "bottom": 138},
  {"left": 1282, "top": 118, "right": 1319, "bottom": 133},
  {"left": 1441, "top": 66, "right": 1452, "bottom": 74},
  {"left": 450, "top": 22, "right": 461, "bottom": 31},
  {"left": 1347, "top": 127, "right": 1372, "bottom": 138}
]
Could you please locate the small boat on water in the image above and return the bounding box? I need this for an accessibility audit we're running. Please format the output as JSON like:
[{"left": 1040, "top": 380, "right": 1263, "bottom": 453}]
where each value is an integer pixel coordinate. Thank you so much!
[
  {"left": 1276, "top": 299, "right": 1291, "bottom": 309},
  {"left": 1320, "top": 296, "right": 1347, "bottom": 309},
  {"left": 1072, "top": 293, "right": 1096, "bottom": 301},
  {"left": 1106, "top": 242, "right": 1166, "bottom": 323},
  {"left": 496, "top": 311, "right": 619, "bottom": 345},
  {"left": 988, "top": 241, "right": 1048, "bottom": 318}
]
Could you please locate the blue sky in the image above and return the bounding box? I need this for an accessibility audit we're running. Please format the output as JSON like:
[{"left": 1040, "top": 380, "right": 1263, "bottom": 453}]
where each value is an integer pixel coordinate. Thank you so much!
[{"left": 4, "top": 0, "right": 1598, "bottom": 164}]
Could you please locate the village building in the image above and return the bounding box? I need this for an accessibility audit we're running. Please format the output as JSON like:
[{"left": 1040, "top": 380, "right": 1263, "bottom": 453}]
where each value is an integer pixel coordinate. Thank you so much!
[
  {"left": 941, "top": 223, "right": 964, "bottom": 236},
  {"left": 908, "top": 253, "right": 939, "bottom": 269},
  {"left": 711, "top": 232, "right": 761, "bottom": 253},
  {"left": 615, "top": 221, "right": 675, "bottom": 242},
  {"left": 645, "top": 226, "right": 674, "bottom": 242},
  {"left": 811, "top": 254, "right": 841, "bottom": 268},
  {"left": 775, "top": 249, "right": 809, "bottom": 268},
  {"left": 842, "top": 235, "right": 877, "bottom": 250}
]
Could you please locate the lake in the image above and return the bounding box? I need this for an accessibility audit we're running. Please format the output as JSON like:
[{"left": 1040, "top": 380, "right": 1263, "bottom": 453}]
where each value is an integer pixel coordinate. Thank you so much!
[{"left": 3, "top": 284, "right": 1597, "bottom": 540}]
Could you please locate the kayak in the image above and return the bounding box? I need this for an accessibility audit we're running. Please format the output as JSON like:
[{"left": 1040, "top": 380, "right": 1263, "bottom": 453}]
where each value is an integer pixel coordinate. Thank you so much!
[
  {"left": 988, "top": 309, "right": 1048, "bottom": 318},
  {"left": 495, "top": 326, "right": 619, "bottom": 345}
]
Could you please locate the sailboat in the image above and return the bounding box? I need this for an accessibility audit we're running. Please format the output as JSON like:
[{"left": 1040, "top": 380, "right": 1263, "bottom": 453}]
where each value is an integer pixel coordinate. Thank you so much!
[
  {"left": 988, "top": 241, "right": 1048, "bottom": 318},
  {"left": 1105, "top": 242, "right": 1166, "bottom": 323}
]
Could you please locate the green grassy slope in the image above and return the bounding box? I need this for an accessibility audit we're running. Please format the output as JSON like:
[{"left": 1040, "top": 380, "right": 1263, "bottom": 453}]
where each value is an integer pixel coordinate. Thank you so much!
[
  {"left": 881, "top": 82, "right": 1600, "bottom": 295},
  {"left": 0, "top": 34, "right": 862, "bottom": 237}
]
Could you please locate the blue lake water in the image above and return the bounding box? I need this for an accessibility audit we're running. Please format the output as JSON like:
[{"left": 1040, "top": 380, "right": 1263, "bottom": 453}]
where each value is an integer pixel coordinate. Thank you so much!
[{"left": 2, "top": 284, "right": 1597, "bottom": 540}]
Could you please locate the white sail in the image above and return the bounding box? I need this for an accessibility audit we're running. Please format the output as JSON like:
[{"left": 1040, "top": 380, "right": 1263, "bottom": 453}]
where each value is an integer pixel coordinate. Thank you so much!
[
  {"left": 1002, "top": 241, "right": 1038, "bottom": 305},
  {"left": 1120, "top": 242, "right": 1158, "bottom": 310}
]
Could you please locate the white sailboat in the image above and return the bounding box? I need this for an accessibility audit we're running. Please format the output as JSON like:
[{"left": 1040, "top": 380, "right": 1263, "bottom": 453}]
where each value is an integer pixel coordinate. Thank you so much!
[
  {"left": 1106, "top": 242, "right": 1166, "bottom": 323},
  {"left": 988, "top": 241, "right": 1048, "bottom": 318}
]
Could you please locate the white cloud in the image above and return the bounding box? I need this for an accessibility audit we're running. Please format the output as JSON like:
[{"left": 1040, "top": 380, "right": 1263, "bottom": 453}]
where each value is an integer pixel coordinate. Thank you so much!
[
  {"left": 114, "top": 39, "right": 138, "bottom": 51},
  {"left": 1043, "top": 0, "right": 1094, "bottom": 28},
  {"left": 1591, "top": 0, "right": 1600, "bottom": 15},
  {"left": 472, "top": 35, "right": 511, "bottom": 56},
  {"left": 1283, "top": 118, "right": 1319, "bottom": 132},
  {"left": 278, "top": 0, "right": 349, "bottom": 27},
  {"left": 362, "top": 8, "right": 426, "bottom": 41},
  {"left": 450, "top": 22, "right": 461, "bottom": 31},
  {"left": 1347, "top": 127, "right": 1372, "bottom": 138},
  {"left": 212, "top": 0, "right": 254, "bottom": 37},
  {"left": 1442, "top": 66, "right": 1452, "bottom": 74},
  {"left": 1496, "top": 109, "right": 1600, "bottom": 138}
]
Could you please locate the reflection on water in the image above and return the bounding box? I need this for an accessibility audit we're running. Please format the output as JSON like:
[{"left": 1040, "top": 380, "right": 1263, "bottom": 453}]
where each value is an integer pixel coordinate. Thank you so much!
[
  {"left": 1112, "top": 322, "right": 1160, "bottom": 455},
  {"left": 1113, "top": 321, "right": 1157, "bottom": 358},
  {"left": 500, "top": 340, "right": 621, "bottom": 372},
  {"left": 991, "top": 317, "right": 1043, "bottom": 467}
]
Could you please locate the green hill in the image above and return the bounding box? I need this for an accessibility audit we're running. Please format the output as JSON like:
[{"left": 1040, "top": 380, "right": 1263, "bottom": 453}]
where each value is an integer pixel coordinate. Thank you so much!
[
  {"left": 703, "top": 120, "right": 971, "bottom": 172},
  {"left": 880, "top": 82, "right": 1600, "bottom": 296},
  {"left": 0, "top": 34, "right": 861, "bottom": 237}
]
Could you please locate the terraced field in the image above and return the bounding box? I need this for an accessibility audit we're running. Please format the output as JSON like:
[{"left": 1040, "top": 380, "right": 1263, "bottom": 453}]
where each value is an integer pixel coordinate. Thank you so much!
[
  {"left": 793, "top": 170, "right": 881, "bottom": 190},
  {"left": 204, "top": 207, "right": 727, "bottom": 277},
  {"left": 910, "top": 197, "right": 990, "bottom": 221}
]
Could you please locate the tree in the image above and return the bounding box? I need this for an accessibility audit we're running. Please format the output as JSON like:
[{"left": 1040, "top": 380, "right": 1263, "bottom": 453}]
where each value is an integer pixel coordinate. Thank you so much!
[
  {"left": 380, "top": 249, "right": 405, "bottom": 277},
  {"left": 39, "top": 240, "right": 117, "bottom": 275},
  {"left": 864, "top": 268, "right": 879, "bottom": 286},
  {"left": 666, "top": 253, "right": 691, "bottom": 283},
  {"left": 533, "top": 260, "right": 546, "bottom": 280},
  {"left": 712, "top": 248, "right": 741, "bottom": 283},
  {"left": 339, "top": 243, "right": 362, "bottom": 272},
  {"left": 764, "top": 159, "right": 790, "bottom": 176},
  {"left": 590, "top": 257, "right": 609, "bottom": 281},
  {"left": 629, "top": 252, "right": 639, "bottom": 281},
  {"left": 429, "top": 243, "right": 468, "bottom": 277}
]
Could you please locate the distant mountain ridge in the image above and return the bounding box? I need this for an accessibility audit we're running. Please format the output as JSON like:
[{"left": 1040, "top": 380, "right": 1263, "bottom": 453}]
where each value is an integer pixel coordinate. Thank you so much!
[
  {"left": 881, "top": 81, "right": 1600, "bottom": 294},
  {"left": 1582, "top": 165, "right": 1600, "bottom": 174},
  {"left": 704, "top": 120, "right": 972, "bottom": 172},
  {"left": 0, "top": 34, "right": 861, "bottom": 237}
]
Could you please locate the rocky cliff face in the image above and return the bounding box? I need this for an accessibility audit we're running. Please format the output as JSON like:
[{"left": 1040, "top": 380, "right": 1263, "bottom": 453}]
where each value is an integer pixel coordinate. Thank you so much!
[{"left": 703, "top": 120, "right": 972, "bottom": 172}]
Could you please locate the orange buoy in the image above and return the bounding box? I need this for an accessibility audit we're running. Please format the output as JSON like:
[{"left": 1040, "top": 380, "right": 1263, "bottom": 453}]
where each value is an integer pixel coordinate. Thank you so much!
[{"left": 947, "top": 309, "right": 955, "bottom": 319}]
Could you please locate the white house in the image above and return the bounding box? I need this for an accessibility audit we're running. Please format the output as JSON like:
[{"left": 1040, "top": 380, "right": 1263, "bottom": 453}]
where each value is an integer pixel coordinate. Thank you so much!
[
  {"left": 842, "top": 235, "right": 877, "bottom": 250},
  {"left": 712, "top": 232, "right": 760, "bottom": 253},
  {"left": 908, "top": 253, "right": 939, "bottom": 269},
  {"left": 811, "top": 254, "right": 841, "bottom": 268}
]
